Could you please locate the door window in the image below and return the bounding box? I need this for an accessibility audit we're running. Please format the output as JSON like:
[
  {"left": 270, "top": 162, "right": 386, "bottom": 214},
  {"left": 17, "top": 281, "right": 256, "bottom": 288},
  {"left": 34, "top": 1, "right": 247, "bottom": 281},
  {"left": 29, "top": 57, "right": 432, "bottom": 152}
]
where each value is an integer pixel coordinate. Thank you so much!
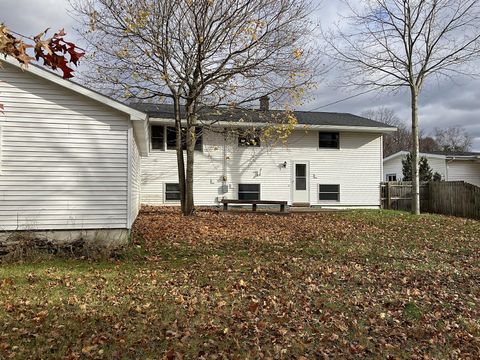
[{"left": 295, "top": 164, "right": 307, "bottom": 190}]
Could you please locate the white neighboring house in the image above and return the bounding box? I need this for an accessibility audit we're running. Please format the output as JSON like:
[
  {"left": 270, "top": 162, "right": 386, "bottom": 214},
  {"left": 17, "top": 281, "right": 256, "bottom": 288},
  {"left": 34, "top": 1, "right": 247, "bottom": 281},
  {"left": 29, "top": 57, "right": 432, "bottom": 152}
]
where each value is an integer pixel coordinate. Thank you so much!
[
  {"left": 133, "top": 103, "right": 395, "bottom": 208},
  {"left": 383, "top": 150, "right": 480, "bottom": 186},
  {"left": 0, "top": 55, "right": 395, "bottom": 242},
  {"left": 0, "top": 57, "right": 148, "bottom": 241}
]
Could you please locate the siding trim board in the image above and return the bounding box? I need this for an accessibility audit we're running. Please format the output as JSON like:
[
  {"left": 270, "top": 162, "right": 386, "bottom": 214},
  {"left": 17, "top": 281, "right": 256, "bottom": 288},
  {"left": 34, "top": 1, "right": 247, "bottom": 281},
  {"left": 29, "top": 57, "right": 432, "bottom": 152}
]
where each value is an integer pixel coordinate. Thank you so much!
[{"left": 127, "top": 124, "right": 133, "bottom": 228}]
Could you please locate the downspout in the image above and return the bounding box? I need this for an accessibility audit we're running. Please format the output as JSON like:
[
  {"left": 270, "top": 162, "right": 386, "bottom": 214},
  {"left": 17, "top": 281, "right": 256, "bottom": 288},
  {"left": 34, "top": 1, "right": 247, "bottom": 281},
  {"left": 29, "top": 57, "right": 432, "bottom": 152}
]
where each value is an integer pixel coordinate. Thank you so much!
[{"left": 380, "top": 134, "right": 384, "bottom": 182}]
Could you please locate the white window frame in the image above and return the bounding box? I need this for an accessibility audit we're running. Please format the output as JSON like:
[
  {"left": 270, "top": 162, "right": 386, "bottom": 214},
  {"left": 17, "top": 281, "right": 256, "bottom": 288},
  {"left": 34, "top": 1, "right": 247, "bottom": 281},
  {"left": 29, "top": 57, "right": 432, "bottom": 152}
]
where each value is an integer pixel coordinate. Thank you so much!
[
  {"left": 318, "top": 132, "right": 340, "bottom": 150},
  {"left": 319, "top": 184, "right": 340, "bottom": 202},
  {"left": 150, "top": 125, "right": 203, "bottom": 153},
  {"left": 238, "top": 183, "right": 261, "bottom": 201},
  {"left": 164, "top": 183, "right": 181, "bottom": 202},
  {"left": 150, "top": 124, "right": 165, "bottom": 152},
  {"left": 386, "top": 173, "right": 397, "bottom": 182}
]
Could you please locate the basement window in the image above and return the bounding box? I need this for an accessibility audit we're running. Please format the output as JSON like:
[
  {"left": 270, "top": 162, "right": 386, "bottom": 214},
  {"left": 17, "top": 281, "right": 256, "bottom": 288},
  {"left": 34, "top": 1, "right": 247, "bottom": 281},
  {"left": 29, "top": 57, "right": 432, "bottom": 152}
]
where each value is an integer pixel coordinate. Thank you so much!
[
  {"left": 165, "top": 183, "right": 181, "bottom": 201},
  {"left": 318, "top": 132, "right": 340, "bottom": 149},
  {"left": 319, "top": 184, "right": 340, "bottom": 201},
  {"left": 238, "top": 184, "right": 261, "bottom": 201},
  {"left": 166, "top": 126, "right": 203, "bottom": 151}
]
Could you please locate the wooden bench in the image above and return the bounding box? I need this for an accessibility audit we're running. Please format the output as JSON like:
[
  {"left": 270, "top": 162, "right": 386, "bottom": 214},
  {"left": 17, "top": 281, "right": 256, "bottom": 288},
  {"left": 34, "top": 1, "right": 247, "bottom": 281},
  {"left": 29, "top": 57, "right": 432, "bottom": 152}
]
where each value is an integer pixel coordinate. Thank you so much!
[{"left": 221, "top": 199, "right": 288, "bottom": 213}]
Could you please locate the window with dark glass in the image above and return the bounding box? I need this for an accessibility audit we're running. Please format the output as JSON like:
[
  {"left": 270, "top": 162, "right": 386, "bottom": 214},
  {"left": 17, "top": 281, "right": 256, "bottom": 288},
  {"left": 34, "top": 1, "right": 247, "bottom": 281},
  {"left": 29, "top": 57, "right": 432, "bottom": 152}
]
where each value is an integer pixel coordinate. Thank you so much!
[
  {"left": 238, "top": 130, "right": 261, "bottom": 147},
  {"left": 151, "top": 125, "right": 165, "bottom": 150},
  {"left": 295, "top": 163, "right": 307, "bottom": 191},
  {"left": 238, "top": 184, "right": 260, "bottom": 200},
  {"left": 166, "top": 126, "right": 203, "bottom": 151},
  {"left": 166, "top": 126, "right": 177, "bottom": 150},
  {"left": 194, "top": 127, "right": 203, "bottom": 151},
  {"left": 165, "top": 183, "right": 181, "bottom": 201},
  {"left": 386, "top": 174, "right": 397, "bottom": 182},
  {"left": 319, "top": 184, "right": 340, "bottom": 201},
  {"left": 318, "top": 132, "right": 339, "bottom": 149}
]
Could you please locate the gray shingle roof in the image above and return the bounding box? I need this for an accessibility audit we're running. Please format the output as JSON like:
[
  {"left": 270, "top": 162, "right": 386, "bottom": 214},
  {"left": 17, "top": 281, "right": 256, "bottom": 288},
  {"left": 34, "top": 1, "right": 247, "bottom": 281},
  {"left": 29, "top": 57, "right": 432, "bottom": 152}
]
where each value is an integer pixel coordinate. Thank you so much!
[{"left": 131, "top": 103, "right": 394, "bottom": 129}]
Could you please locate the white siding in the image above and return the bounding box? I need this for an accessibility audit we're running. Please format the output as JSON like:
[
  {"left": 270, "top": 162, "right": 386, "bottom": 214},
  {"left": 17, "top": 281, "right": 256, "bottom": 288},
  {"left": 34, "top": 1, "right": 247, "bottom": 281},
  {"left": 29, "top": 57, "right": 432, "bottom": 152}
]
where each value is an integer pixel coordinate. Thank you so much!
[
  {"left": 382, "top": 157, "right": 403, "bottom": 181},
  {"left": 129, "top": 131, "right": 141, "bottom": 226},
  {"left": 141, "top": 127, "right": 383, "bottom": 207},
  {"left": 383, "top": 154, "right": 447, "bottom": 181},
  {"left": 0, "top": 63, "right": 129, "bottom": 231},
  {"left": 447, "top": 161, "right": 480, "bottom": 187}
]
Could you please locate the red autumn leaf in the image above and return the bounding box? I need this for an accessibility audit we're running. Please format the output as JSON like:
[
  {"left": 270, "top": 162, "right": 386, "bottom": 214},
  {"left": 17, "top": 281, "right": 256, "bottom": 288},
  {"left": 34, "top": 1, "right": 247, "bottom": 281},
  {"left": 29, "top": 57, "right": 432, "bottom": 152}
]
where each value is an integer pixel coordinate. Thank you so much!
[
  {"left": 59, "top": 64, "right": 74, "bottom": 79},
  {"left": 2, "top": 26, "right": 84, "bottom": 79}
]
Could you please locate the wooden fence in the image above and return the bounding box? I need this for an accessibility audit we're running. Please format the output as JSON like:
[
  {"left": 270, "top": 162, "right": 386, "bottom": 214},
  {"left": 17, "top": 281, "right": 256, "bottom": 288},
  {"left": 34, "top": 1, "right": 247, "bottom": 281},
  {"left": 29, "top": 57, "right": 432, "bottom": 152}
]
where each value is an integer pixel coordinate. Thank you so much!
[{"left": 381, "top": 181, "right": 480, "bottom": 220}]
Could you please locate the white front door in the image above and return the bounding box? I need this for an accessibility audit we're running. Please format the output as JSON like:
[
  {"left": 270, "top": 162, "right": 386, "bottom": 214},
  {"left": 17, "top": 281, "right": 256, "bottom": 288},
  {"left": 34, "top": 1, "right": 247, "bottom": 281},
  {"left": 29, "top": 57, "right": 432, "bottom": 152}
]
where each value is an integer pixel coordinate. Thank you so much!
[{"left": 292, "top": 161, "right": 309, "bottom": 204}]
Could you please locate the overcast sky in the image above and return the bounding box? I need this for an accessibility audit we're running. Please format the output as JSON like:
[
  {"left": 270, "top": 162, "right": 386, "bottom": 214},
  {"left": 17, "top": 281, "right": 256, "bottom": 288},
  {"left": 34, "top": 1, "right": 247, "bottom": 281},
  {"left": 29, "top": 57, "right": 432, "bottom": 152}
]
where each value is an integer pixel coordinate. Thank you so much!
[{"left": 1, "top": 0, "right": 479, "bottom": 150}]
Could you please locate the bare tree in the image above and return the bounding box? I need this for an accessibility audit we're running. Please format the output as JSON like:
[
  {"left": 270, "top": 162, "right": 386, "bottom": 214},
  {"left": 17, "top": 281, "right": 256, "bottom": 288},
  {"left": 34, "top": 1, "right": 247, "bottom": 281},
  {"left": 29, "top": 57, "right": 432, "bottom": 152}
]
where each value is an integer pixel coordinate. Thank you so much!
[
  {"left": 325, "top": 0, "right": 480, "bottom": 214},
  {"left": 362, "top": 107, "right": 411, "bottom": 157},
  {"left": 434, "top": 126, "right": 473, "bottom": 152},
  {"left": 71, "top": 0, "right": 318, "bottom": 215},
  {"left": 419, "top": 136, "right": 440, "bottom": 153}
]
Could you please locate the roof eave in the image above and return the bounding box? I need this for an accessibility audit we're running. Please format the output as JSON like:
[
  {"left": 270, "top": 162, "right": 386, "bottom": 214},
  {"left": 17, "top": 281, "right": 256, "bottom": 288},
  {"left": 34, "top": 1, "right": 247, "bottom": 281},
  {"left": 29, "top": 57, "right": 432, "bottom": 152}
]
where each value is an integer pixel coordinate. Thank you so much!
[
  {"left": 149, "top": 117, "right": 396, "bottom": 133},
  {"left": 446, "top": 155, "right": 480, "bottom": 161},
  {"left": 383, "top": 151, "right": 452, "bottom": 162}
]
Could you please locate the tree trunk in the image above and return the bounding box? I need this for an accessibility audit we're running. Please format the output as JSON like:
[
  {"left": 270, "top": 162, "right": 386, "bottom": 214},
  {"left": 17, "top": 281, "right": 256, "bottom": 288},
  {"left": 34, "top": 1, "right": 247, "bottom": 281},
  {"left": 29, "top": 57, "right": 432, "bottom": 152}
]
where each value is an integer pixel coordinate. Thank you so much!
[
  {"left": 174, "top": 97, "right": 186, "bottom": 214},
  {"left": 410, "top": 86, "right": 421, "bottom": 215},
  {"left": 183, "top": 100, "right": 196, "bottom": 216}
]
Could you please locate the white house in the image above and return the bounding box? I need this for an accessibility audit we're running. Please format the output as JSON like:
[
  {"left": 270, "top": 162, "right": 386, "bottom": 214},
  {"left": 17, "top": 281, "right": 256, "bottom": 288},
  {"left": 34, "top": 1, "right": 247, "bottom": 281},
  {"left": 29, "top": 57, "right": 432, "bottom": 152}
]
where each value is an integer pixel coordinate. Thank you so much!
[
  {"left": 383, "top": 150, "right": 480, "bottom": 186},
  {"left": 0, "top": 56, "right": 395, "bottom": 242},
  {"left": 0, "top": 57, "right": 148, "bottom": 241},
  {"left": 134, "top": 103, "right": 395, "bottom": 208}
]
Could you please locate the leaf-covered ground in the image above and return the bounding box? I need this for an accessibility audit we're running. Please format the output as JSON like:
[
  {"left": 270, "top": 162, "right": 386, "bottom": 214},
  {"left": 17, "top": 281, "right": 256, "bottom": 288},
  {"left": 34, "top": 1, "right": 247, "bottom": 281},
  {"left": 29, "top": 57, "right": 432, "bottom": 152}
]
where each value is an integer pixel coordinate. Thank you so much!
[{"left": 1, "top": 207, "right": 479, "bottom": 359}]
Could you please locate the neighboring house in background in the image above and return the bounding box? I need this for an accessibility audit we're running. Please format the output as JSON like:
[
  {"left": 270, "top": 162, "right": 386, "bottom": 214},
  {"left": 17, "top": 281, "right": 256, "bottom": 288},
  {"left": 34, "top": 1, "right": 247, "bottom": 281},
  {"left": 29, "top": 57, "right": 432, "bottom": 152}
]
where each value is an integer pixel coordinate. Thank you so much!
[
  {"left": 383, "top": 150, "right": 480, "bottom": 186},
  {"left": 133, "top": 103, "right": 395, "bottom": 208},
  {"left": 0, "top": 55, "right": 395, "bottom": 240}
]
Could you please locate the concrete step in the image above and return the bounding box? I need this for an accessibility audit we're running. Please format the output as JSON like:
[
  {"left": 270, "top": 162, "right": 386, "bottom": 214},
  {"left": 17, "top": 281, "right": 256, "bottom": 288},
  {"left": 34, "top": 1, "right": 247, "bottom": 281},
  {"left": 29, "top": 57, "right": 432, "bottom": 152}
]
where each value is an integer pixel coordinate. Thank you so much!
[{"left": 291, "top": 202, "right": 311, "bottom": 207}]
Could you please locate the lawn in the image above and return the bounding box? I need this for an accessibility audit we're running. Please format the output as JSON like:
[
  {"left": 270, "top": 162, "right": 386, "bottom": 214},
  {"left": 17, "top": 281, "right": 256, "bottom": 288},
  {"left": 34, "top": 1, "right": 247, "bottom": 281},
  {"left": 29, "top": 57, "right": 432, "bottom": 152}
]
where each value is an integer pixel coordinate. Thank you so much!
[{"left": 1, "top": 208, "right": 479, "bottom": 359}]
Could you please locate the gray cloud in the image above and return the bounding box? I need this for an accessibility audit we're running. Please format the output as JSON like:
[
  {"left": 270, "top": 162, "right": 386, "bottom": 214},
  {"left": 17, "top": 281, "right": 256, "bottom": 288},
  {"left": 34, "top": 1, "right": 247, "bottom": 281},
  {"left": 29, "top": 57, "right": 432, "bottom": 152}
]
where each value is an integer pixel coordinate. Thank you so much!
[
  {"left": 0, "top": 0, "right": 74, "bottom": 37},
  {"left": 1, "top": 0, "right": 479, "bottom": 150}
]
